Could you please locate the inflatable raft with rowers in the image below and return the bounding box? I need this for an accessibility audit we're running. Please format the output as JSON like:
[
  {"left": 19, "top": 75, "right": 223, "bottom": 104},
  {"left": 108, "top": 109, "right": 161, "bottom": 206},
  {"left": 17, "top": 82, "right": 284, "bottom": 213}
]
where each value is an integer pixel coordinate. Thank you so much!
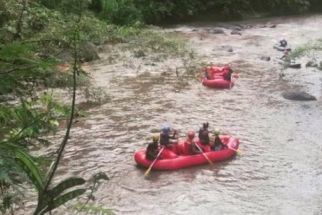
[{"left": 134, "top": 135, "right": 239, "bottom": 170}]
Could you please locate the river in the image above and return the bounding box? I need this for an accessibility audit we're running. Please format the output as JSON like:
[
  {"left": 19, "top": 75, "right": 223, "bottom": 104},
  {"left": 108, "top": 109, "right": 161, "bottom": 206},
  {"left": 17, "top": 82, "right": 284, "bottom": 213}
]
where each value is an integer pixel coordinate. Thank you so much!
[{"left": 38, "top": 15, "right": 322, "bottom": 215}]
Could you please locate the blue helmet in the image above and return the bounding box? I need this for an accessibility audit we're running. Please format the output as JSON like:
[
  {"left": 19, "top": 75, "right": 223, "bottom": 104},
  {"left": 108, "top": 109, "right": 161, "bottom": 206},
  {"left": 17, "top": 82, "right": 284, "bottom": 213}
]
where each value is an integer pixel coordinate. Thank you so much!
[{"left": 162, "top": 126, "right": 170, "bottom": 134}]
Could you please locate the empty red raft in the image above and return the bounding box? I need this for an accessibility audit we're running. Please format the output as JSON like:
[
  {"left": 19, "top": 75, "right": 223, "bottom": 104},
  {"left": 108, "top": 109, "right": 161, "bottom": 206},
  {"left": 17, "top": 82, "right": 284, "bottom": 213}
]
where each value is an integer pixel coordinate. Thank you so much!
[
  {"left": 202, "top": 65, "right": 237, "bottom": 89},
  {"left": 202, "top": 78, "right": 235, "bottom": 89},
  {"left": 134, "top": 135, "right": 240, "bottom": 170}
]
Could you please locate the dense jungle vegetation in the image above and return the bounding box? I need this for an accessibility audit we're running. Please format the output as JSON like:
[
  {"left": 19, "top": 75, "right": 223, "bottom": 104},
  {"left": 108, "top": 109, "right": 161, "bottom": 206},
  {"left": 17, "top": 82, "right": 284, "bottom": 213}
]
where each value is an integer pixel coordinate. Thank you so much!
[{"left": 1, "top": 0, "right": 322, "bottom": 214}]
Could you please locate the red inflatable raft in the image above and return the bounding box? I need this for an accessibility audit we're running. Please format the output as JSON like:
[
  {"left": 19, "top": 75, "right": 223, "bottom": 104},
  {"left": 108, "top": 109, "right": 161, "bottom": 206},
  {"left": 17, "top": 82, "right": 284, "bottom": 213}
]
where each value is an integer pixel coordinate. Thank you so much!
[
  {"left": 202, "top": 78, "right": 235, "bottom": 89},
  {"left": 134, "top": 135, "right": 240, "bottom": 170},
  {"left": 202, "top": 65, "right": 237, "bottom": 89}
]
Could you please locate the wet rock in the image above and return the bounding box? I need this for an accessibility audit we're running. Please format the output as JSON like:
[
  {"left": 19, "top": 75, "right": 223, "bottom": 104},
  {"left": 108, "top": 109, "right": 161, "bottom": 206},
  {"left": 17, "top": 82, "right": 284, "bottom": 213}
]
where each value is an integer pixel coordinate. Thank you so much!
[
  {"left": 306, "top": 61, "right": 318, "bottom": 67},
  {"left": 133, "top": 50, "right": 146, "bottom": 58},
  {"left": 282, "top": 91, "right": 316, "bottom": 101},
  {"left": 231, "top": 30, "right": 242, "bottom": 35},
  {"left": 269, "top": 24, "right": 277, "bottom": 28},
  {"left": 260, "top": 56, "right": 271, "bottom": 61},
  {"left": 209, "top": 28, "right": 225, "bottom": 34},
  {"left": 57, "top": 50, "right": 73, "bottom": 62},
  {"left": 288, "top": 63, "right": 301, "bottom": 69},
  {"left": 79, "top": 42, "right": 99, "bottom": 62},
  {"left": 216, "top": 45, "right": 233, "bottom": 52},
  {"left": 258, "top": 24, "right": 267, "bottom": 28},
  {"left": 232, "top": 25, "right": 243, "bottom": 31},
  {"left": 245, "top": 25, "right": 253, "bottom": 29},
  {"left": 0, "top": 94, "right": 16, "bottom": 102}
]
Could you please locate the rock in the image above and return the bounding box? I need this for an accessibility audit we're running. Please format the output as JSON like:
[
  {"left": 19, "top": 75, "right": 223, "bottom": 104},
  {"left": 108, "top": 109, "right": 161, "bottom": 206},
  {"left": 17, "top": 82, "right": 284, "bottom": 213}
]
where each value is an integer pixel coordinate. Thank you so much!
[
  {"left": 79, "top": 42, "right": 99, "bottom": 62},
  {"left": 288, "top": 63, "right": 301, "bottom": 69},
  {"left": 282, "top": 91, "right": 316, "bottom": 101},
  {"left": 216, "top": 45, "right": 233, "bottom": 52},
  {"left": 133, "top": 50, "right": 145, "bottom": 58},
  {"left": 231, "top": 30, "right": 242, "bottom": 35},
  {"left": 0, "top": 94, "right": 16, "bottom": 102},
  {"left": 57, "top": 50, "right": 73, "bottom": 62},
  {"left": 260, "top": 56, "right": 271, "bottom": 61},
  {"left": 209, "top": 28, "right": 225, "bottom": 34},
  {"left": 192, "top": 28, "right": 198, "bottom": 32},
  {"left": 232, "top": 26, "right": 243, "bottom": 31},
  {"left": 306, "top": 61, "right": 318, "bottom": 67},
  {"left": 269, "top": 24, "right": 277, "bottom": 28}
]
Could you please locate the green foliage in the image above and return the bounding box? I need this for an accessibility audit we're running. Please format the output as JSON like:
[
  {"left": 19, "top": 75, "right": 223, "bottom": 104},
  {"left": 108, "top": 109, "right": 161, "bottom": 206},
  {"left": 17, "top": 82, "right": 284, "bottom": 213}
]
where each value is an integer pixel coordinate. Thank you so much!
[
  {"left": 0, "top": 95, "right": 68, "bottom": 144},
  {"left": 35, "top": 177, "right": 87, "bottom": 214},
  {"left": 105, "top": 25, "right": 188, "bottom": 56},
  {"left": 97, "top": 0, "right": 143, "bottom": 25},
  {"left": 89, "top": 0, "right": 321, "bottom": 25},
  {"left": 74, "top": 203, "right": 115, "bottom": 215},
  {"left": 49, "top": 177, "right": 86, "bottom": 198},
  {"left": 289, "top": 38, "right": 322, "bottom": 70},
  {"left": 14, "top": 147, "right": 44, "bottom": 192}
]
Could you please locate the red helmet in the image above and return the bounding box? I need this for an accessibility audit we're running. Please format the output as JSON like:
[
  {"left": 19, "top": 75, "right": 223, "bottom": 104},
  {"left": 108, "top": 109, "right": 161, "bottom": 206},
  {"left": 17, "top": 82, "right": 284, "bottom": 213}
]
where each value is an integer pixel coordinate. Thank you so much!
[{"left": 187, "top": 131, "right": 195, "bottom": 140}]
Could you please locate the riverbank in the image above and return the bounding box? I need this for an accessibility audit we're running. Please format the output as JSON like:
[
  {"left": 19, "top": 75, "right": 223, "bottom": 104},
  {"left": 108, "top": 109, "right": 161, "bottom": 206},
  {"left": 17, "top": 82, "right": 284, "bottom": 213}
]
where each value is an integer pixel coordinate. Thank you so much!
[{"left": 35, "top": 14, "right": 322, "bottom": 215}]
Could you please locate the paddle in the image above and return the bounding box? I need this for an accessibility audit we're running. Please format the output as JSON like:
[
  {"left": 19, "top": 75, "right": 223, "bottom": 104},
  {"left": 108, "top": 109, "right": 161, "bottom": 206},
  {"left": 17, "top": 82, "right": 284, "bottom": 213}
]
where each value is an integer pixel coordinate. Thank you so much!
[
  {"left": 194, "top": 142, "right": 214, "bottom": 165},
  {"left": 228, "top": 147, "right": 242, "bottom": 155},
  {"left": 144, "top": 147, "right": 165, "bottom": 177}
]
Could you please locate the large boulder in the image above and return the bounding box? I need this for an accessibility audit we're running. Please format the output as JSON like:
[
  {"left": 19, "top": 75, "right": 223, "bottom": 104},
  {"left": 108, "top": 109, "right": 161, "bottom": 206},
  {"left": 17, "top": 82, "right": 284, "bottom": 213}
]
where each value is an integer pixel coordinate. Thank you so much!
[
  {"left": 209, "top": 28, "right": 225, "bottom": 34},
  {"left": 79, "top": 42, "right": 99, "bottom": 62},
  {"left": 282, "top": 91, "right": 317, "bottom": 101}
]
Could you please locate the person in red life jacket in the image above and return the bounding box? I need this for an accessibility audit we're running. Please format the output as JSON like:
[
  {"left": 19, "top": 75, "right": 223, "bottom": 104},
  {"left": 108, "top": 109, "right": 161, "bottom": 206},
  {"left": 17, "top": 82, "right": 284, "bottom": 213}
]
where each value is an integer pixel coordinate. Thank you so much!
[
  {"left": 222, "top": 67, "right": 234, "bottom": 81},
  {"left": 198, "top": 122, "right": 210, "bottom": 145},
  {"left": 210, "top": 130, "right": 226, "bottom": 151},
  {"left": 183, "top": 131, "right": 202, "bottom": 155},
  {"left": 146, "top": 134, "right": 160, "bottom": 160},
  {"left": 204, "top": 67, "right": 211, "bottom": 80},
  {"left": 160, "top": 126, "right": 178, "bottom": 148}
]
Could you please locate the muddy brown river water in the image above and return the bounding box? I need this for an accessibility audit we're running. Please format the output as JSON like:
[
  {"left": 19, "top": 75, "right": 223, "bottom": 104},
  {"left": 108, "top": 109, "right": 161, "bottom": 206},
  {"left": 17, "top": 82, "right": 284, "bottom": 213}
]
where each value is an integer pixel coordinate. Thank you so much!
[{"left": 32, "top": 15, "right": 322, "bottom": 215}]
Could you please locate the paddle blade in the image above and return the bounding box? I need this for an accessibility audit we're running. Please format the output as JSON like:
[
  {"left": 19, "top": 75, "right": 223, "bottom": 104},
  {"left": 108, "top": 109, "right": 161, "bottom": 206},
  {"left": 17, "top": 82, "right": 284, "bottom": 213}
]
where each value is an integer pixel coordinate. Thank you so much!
[{"left": 144, "top": 167, "right": 152, "bottom": 177}]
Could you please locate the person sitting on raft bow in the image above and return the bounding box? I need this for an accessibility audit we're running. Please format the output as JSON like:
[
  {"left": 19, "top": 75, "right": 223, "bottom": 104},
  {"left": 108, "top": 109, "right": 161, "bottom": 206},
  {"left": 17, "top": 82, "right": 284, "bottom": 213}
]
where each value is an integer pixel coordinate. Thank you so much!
[
  {"left": 183, "top": 131, "right": 202, "bottom": 155},
  {"left": 146, "top": 134, "right": 160, "bottom": 160},
  {"left": 160, "top": 126, "right": 178, "bottom": 148},
  {"left": 210, "top": 130, "right": 226, "bottom": 151},
  {"left": 222, "top": 67, "right": 234, "bottom": 81},
  {"left": 204, "top": 67, "right": 211, "bottom": 80},
  {"left": 198, "top": 122, "right": 210, "bottom": 146}
]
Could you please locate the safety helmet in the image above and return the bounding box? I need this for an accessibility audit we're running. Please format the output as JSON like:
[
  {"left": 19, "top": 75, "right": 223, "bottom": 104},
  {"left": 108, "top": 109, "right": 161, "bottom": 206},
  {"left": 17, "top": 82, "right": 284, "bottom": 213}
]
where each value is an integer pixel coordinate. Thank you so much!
[
  {"left": 162, "top": 126, "right": 170, "bottom": 134},
  {"left": 213, "top": 129, "right": 220, "bottom": 136},
  {"left": 187, "top": 131, "right": 195, "bottom": 140},
  {"left": 152, "top": 134, "right": 159, "bottom": 142},
  {"left": 279, "top": 39, "right": 287, "bottom": 47}
]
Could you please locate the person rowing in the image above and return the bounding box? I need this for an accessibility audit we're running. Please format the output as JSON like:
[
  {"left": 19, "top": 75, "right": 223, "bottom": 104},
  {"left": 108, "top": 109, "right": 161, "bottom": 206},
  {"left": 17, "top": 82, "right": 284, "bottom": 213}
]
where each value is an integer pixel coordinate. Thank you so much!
[
  {"left": 145, "top": 134, "right": 161, "bottom": 160},
  {"left": 183, "top": 131, "right": 202, "bottom": 155}
]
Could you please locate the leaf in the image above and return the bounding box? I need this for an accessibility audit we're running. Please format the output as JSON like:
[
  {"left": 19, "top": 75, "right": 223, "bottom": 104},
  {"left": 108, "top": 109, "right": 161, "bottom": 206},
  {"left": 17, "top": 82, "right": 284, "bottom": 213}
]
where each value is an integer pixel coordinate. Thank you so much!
[
  {"left": 49, "top": 177, "right": 86, "bottom": 199},
  {"left": 40, "top": 189, "right": 86, "bottom": 215},
  {"left": 15, "top": 149, "right": 44, "bottom": 192},
  {"left": 92, "top": 172, "right": 109, "bottom": 182}
]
